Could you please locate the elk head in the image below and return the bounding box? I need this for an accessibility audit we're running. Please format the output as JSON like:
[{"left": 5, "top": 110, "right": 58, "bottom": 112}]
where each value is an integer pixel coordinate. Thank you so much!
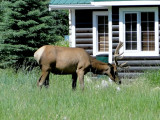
[{"left": 108, "top": 41, "right": 127, "bottom": 84}]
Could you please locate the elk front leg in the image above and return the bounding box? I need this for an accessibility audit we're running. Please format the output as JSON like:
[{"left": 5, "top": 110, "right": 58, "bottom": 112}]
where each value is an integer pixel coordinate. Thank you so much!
[
  {"left": 77, "top": 70, "right": 85, "bottom": 90},
  {"left": 72, "top": 73, "right": 77, "bottom": 90}
]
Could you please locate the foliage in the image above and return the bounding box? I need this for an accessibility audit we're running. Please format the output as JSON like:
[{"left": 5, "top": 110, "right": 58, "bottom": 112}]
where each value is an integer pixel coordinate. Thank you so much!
[
  {"left": 0, "top": 68, "right": 160, "bottom": 120},
  {"left": 0, "top": 0, "right": 68, "bottom": 68},
  {"left": 54, "top": 38, "right": 69, "bottom": 47}
]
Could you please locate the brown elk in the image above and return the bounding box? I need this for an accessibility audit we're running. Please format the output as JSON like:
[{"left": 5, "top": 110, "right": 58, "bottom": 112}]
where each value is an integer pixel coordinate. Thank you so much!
[{"left": 34, "top": 42, "right": 124, "bottom": 90}]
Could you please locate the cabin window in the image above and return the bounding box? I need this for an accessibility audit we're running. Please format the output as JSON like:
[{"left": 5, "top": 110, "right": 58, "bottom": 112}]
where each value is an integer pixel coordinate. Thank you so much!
[
  {"left": 119, "top": 7, "right": 159, "bottom": 56},
  {"left": 98, "top": 16, "right": 108, "bottom": 52},
  {"left": 93, "top": 11, "right": 109, "bottom": 56}
]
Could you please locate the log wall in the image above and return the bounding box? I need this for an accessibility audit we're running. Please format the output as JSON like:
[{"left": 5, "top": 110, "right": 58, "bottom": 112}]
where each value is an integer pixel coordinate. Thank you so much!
[{"left": 75, "top": 10, "right": 93, "bottom": 55}]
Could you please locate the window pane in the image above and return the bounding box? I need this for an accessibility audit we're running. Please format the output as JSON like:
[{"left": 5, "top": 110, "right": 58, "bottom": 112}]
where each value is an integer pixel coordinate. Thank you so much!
[
  {"left": 105, "top": 16, "right": 108, "bottom": 23},
  {"left": 132, "top": 23, "right": 137, "bottom": 31},
  {"left": 126, "top": 32, "right": 131, "bottom": 41},
  {"left": 126, "top": 23, "right": 131, "bottom": 31},
  {"left": 132, "top": 32, "right": 137, "bottom": 41},
  {"left": 125, "top": 14, "right": 131, "bottom": 22},
  {"left": 149, "top": 42, "right": 155, "bottom": 51},
  {"left": 125, "top": 13, "right": 137, "bottom": 50},
  {"left": 148, "top": 12, "right": 155, "bottom": 21},
  {"left": 98, "top": 25, "right": 104, "bottom": 33},
  {"left": 132, "top": 42, "right": 137, "bottom": 50},
  {"left": 126, "top": 42, "right": 131, "bottom": 50},
  {"left": 141, "top": 22, "right": 147, "bottom": 31},
  {"left": 142, "top": 32, "right": 148, "bottom": 41},
  {"left": 141, "top": 12, "right": 147, "bottom": 21},
  {"left": 98, "top": 16, "right": 104, "bottom": 24},
  {"left": 142, "top": 42, "right": 148, "bottom": 51},
  {"left": 132, "top": 14, "right": 137, "bottom": 22},
  {"left": 98, "top": 16, "right": 108, "bottom": 52},
  {"left": 141, "top": 12, "right": 155, "bottom": 51},
  {"left": 105, "top": 25, "right": 108, "bottom": 33},
  {"left": 149, "top": 32, "right": 155, "bottom": 41},
  {"left": 149, "top": 22, "right": 154, "bottom": 31}
]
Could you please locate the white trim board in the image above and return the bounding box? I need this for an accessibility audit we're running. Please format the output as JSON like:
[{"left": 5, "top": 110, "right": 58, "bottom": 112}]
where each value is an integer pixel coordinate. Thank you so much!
[
  {"left": 49, "top": 4, "right": 108, "bottom": 10},
  {"left": 91, "top": 1, "right": 160, "bottom": 6}
]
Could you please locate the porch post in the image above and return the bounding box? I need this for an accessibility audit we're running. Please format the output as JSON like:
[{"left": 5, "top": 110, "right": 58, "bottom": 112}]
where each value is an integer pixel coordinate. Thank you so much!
[
  {"left": 108, "top": 6, "right": 113, "bottom": 63},
  {"left": 70, "top": 9, "right": 76, "bottom": 47}
]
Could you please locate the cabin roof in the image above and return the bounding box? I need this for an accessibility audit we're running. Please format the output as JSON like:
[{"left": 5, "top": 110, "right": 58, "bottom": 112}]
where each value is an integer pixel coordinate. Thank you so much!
[
  {"left": 50, "top": 0, "right": 160, "bottom": 5},
  {"left": 49, "top": 0, "right": 160, "bottom": 10},
  {"left": 49, "top": 0, "right": 93, "bottom": 5}
]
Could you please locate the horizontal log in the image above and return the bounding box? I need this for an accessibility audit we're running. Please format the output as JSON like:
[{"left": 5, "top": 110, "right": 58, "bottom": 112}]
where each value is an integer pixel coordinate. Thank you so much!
[
  {"left": 76, "top": 28, "right": 92, "bottom": 33},
  {"left": 112, "top": 21, "right": 119, "bottom": 26},
  {"left": 76, "top": 39, "right": 92, "bottom": 44},
  {"left": 85, "top": 49, "right": 93, "bottom": 55},
  {"left": 112, "top": 25, "right": 119, "bottom": 31},
  {"left": 112, "top": 37, "right": 119, "bottom": 42},
  {"left": 112, "top": 31, "right": 119, "bottom": 37},
  {"left": 112, "top": 43, "right": 119, "bottom": 49},
  {"left": 119, "top": 66, "right": 160, "bottom": 72},
  {"left": 118, "top": 60, "right": 160, "bottom": 66},
  {"left": 76, "top": 44, "right": 93, "bottom": 49},
  {"left": 76, "top": 33, "right": 92, "bottom": 38},
  {"left": 117, "top": 56, "right": 160, "bottom": 60}
]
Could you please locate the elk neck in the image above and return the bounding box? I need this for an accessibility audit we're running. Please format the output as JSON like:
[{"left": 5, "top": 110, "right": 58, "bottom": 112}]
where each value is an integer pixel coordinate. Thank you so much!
[{"left": 89, "top": 57, "right": 110, "bottom": 74}]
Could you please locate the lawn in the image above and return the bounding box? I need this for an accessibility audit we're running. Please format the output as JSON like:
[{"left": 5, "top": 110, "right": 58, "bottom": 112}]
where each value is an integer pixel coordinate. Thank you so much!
[{"left": 0, "top": 68, "right": 160, "bottom": 120}]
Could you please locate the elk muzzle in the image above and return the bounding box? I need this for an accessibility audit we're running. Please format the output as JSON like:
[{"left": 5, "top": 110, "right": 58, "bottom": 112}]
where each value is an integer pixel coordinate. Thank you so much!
[
  {"left": 107, "top": 71, "right": 121, "bottom": 85},
  {"left": 114, "top": 75, "right": 121, "bottom": 84}
]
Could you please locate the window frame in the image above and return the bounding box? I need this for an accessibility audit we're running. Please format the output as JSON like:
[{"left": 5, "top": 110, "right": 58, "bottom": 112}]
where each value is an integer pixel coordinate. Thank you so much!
[
  {"left": 93, "top": 11, "right": 109, "bottom": 56},
  {"left": 119, "top": 7, "right": 159, "bottom": 56}
]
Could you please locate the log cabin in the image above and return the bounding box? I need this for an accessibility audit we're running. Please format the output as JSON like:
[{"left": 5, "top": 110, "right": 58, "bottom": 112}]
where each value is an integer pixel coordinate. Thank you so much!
[{"left": 49, "top": 0, "right": 160, "bottom": 78}]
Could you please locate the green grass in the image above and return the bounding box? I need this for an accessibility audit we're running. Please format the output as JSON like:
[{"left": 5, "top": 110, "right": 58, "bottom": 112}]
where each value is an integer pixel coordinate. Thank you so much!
[{"left": 0, "top": 68, "right": 160, "bottom": 120}]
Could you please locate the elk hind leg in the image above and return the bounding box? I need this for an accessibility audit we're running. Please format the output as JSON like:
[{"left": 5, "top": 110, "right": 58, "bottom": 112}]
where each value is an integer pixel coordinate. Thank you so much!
[
  {"left": 44, "top": 73, "right": 50, "bottom": 88},
  {"left": 37, "top": 67, "right": 50, "bottom": 88},
  {"left": 77, "top": 70, "right": 85, "bottom": 90},
  {"left": 72, "top": 73, "right": 77, "bottom": 90}
]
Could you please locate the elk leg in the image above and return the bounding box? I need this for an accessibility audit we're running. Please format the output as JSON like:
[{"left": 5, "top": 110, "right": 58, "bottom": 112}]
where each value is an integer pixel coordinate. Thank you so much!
[
  {"left": 37, "top": 71, "right": 50, "bottom": 88},
  {"left": 72, "top": 73, "right": 77, "bottom": 90},
  {"left": 44, "top": 72, "right": 50, "bottom": 88},
  {"left": 77, "top": 70, "right": 85, "bottom": 90}
]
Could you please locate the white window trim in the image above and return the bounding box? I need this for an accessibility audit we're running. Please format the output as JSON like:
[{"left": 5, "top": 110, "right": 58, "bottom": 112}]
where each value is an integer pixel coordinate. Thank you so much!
[
  {"left": 93, "top": 11, "right": 109, "bottom": 56},
  {"left": 119, "top": 7, "right": 159, "bottom": 56}
]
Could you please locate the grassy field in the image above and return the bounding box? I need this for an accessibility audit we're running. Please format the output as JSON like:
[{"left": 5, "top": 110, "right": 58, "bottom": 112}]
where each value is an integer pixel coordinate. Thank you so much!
[{"left": 0, "top": 68, "right": 160, "bottom": 120}]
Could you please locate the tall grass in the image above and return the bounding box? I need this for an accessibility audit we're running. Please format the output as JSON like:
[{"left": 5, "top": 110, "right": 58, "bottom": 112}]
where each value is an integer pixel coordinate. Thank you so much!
[{"left": 0, "top": 68, "right": 160, "bottom": 120}]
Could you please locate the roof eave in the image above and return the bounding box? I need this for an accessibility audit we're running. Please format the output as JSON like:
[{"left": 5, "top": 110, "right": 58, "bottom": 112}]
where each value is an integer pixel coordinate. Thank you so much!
[
  {"left": 91, "top": 1, "right": 160, "bottom": 6},
  {"left": 49, "top": 4, "right": 108, "bottom": 10}
]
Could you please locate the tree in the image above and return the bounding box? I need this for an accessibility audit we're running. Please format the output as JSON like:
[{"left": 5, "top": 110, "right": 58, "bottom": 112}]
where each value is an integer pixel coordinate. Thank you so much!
[{"left": 0, "top": 0, "right": 68, "bottom": 68}]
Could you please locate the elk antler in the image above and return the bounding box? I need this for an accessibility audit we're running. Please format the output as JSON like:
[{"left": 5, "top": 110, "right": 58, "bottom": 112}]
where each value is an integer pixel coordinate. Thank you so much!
[{"left": 114, "top": 42, "right": 127, "bottom": 68}]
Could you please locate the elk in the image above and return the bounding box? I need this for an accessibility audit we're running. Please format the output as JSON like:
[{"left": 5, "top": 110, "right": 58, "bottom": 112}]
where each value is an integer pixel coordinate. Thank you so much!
[{"left": 34, "top": 42, "right": 124, "bottom": 90}]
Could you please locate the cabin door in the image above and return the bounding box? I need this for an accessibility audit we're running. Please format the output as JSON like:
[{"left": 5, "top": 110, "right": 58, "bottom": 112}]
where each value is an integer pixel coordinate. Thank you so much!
[{"left": 93, "top": 11, "right": 109, "bottom": 62}]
